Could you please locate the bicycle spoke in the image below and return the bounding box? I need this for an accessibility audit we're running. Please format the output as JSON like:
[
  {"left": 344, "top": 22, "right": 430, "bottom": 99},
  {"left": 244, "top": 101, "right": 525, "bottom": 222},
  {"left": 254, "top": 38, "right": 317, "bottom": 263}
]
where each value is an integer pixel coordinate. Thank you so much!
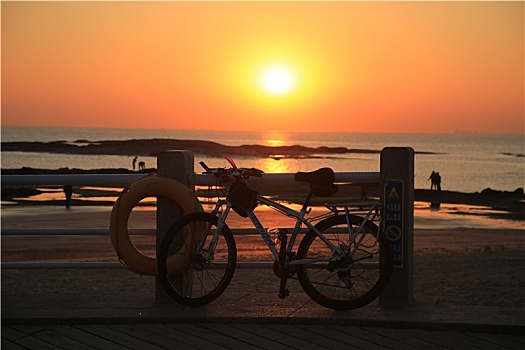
[
  {"left": 297, "top": 214, "right": 393, "bottom": 310},
  {"left": 158, "top": 212, "right": 237, "bottom": 307}
]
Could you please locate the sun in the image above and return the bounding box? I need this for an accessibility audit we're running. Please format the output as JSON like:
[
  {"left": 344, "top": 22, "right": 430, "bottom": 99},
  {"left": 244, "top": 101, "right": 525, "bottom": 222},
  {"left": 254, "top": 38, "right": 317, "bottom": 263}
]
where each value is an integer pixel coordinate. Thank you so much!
[{"left": 258, "top": 63, "right": 296, "bottom": 95}]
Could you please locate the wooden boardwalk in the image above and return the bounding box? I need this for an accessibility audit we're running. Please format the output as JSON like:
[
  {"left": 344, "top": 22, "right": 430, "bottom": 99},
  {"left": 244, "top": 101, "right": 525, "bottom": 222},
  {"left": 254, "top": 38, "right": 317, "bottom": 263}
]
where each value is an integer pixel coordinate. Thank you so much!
[{"left": 3, "top": 322, "right": 525, "bottom": 350}]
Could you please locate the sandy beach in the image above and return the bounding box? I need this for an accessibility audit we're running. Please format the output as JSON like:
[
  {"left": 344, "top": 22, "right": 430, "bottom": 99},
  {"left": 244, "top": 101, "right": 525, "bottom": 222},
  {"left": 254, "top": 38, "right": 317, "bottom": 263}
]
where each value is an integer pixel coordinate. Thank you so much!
[{"left": 1, "top": 204, "right": 524, "bottom": 314}]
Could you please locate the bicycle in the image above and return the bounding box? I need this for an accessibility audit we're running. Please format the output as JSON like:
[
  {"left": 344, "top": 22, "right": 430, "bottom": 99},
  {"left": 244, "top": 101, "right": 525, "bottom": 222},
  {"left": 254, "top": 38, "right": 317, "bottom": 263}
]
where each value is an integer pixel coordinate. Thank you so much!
[{"left": 157, "top": 157, "right": 393, "bottom": 310}]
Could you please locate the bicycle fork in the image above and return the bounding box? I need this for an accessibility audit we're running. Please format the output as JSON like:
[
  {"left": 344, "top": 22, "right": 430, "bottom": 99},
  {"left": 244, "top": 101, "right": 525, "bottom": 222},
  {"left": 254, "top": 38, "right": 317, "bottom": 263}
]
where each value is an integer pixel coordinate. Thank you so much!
[{"left": 198, "top": 201, "right": 229, "bottom": 262}]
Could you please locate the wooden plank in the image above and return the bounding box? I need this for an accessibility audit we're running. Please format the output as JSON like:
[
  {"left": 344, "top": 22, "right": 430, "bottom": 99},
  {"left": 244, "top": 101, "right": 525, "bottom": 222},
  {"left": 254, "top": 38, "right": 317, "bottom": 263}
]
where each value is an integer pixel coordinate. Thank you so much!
[
  {"left": 7, "top": 325, "right": 62, "bottom": 350},
  {"left": 302, "top": 325, "right": 400, "bottom": 350},
  {"left": 230, "top": 324, "right": 301, "bottom": 350},
  {"left": 467, "top": 333, "right": 525, "bottom": 350},
  {"left": 168, "top": 324, "right": 254, "bottom": 350},
  {"left": 147, "top": 323, "right": 222, "bottom": 349},
  {"left": 1, "top": 340, "right": 27, "bottom": 350},
  {"left": 47, "top": 325, "right": 130, "bottom": 350},
  {"left": 1, "top": 326, "right": 27, "bottom": 342},
  {"left": 503, "top": 334, "right": 525, "bottom": 346},
  {"left": 203, "top": 323, "right": 291, "bottom": 350},
  {"left": 76, "top": 325, "right": 164, "bottom": 350},
  {"left": 5, "top": 323, "right": 524, "bottom": 350},
  {"left": 31, "top": 328, "right": 96, "bottom": 350},
  {"left": 261, "top": 324, "right": 360, "bottom": 350},
  {"left": 441, "top": 331, "right": 514, "bottom": 350},
  {"left": 399, "top": 329, "right": 480, "bottom": 350},
  {"left": 229, "top": 324, "right": 309, "bottom": 350},
  {"left": 8, "top": 325, "right": 44, "bottom": 334},
  {"left": 109, "top": 324, "right": 200, "bottom": 350},
  {"left": 271, "top": 324, "right": 361, "bottom": 350},
  {"left": 357, "top": 326, "right": 431, "bottom": 349},
  {"left": 363, "top": 327, "right": 442, "bottom": 349},
  {"left": 5, "top": 333, "right": 60, "bottom": 350}
]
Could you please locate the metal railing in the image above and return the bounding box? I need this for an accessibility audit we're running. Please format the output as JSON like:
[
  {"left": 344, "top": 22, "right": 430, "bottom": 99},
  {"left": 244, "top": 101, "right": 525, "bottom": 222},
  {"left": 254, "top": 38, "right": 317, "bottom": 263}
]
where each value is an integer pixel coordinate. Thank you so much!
[
  {"left": 1, "top": 171, "right": 380, "bottom": 270},
  {"left": 1, "top": 172, "right": 380, "bottom": 186}
]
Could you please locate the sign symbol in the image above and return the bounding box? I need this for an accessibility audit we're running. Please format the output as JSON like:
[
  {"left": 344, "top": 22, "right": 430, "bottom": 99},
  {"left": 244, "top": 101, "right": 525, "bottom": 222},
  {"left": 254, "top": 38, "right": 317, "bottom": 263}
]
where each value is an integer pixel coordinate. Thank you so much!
[
  {"left": 388, "top": 186, "right": 400, "bottom": 198},
  {"left": 384, "top": 179, "right": 404, "bottom": 267},
  {"left": 385, "top": 226, "right": 402, "bottom": 241}
]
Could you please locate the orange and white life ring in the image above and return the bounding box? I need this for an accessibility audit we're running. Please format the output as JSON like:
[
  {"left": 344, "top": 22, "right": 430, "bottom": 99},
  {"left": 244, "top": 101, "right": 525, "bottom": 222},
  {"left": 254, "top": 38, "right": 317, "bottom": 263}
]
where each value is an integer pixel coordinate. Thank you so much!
[{"left": 109, "top": 177, "right": 203, "bottom": 276}]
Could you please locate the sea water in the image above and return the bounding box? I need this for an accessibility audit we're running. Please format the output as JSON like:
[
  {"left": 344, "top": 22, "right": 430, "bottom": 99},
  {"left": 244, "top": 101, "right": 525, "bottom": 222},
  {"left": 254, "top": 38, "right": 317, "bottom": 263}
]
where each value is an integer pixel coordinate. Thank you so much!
[{"left": 1, "top": 126, "right": 523, "bottom": 193}]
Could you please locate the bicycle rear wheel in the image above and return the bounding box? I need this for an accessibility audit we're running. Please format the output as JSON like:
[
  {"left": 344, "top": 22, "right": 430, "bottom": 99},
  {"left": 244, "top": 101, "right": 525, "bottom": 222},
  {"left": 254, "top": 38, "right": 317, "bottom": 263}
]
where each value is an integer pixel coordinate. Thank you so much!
[
  {"left": 297, "top": 215, "right": 392, "bottom": 310},
  {"left": 157, "top": 212, "right": 237, "bottom": 307}
]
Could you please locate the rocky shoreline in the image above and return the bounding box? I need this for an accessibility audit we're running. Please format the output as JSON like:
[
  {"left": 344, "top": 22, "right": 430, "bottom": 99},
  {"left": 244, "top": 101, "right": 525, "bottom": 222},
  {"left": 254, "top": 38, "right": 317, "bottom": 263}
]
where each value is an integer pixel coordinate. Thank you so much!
[{"left": 1, "top": 138, "right": 438, "bottom": 158}]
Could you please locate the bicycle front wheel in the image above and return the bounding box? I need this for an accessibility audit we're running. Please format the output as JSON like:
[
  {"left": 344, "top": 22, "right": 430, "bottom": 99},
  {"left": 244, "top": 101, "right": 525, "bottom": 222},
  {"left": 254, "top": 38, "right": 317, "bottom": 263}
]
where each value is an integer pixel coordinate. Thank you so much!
[
  {"left": 297, "top": 215, "right": 393, "bottom": 310},
  {"left": 157, "top": 212, "right": 237, "bottom": 307}
]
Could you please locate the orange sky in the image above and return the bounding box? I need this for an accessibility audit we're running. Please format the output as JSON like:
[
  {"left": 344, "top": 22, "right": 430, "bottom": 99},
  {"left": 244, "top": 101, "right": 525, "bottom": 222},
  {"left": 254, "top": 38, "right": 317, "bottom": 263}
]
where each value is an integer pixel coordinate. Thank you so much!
[{"left": 2, "top": 1, "right": 523, "bottom": 134}]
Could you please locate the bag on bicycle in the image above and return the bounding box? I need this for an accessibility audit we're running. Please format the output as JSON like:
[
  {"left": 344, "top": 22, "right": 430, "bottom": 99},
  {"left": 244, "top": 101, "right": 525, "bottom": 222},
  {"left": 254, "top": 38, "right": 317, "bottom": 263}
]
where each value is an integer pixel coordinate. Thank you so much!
[{"left": 227, "top": 182, "right": 259, "bottom": 217}]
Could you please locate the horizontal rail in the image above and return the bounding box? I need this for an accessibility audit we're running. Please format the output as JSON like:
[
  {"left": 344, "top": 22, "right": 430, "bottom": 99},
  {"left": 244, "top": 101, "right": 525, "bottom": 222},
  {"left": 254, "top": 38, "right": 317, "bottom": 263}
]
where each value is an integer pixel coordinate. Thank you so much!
[
  {"left": 1, "top": 262, "right": 125, "bottom": 269},
  {"left": 1, "top": 228, "right": 304, "bottom": 236},
  {"left": 2, "top": 171, "right": 380, "bottom": 187},
  {"left": 194, "top": 172, "right": 380, "bottom": 186},
  {"left": 1, "top": 174, "right": 153, "bottom": 187},
  {"left": 1, "top": 262, "right": 274, "bottom": 270},
  {"left": 1, "top": 261, "right": 378, "bottom": 270},
  {"left": 1, "top": 228, "right": 155, "bottom": 236}
]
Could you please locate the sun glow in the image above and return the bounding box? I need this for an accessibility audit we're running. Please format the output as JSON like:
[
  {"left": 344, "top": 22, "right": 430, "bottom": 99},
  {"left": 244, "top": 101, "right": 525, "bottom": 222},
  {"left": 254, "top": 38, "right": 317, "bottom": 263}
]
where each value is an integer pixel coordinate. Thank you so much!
[
  {"left": 254, "top": 157, "right": 296, "bottom": 174},
  {"left": 258, "top": 63, "right": 296, "bottom": 95},
  {"left": 262, "top": 130, "right": 287, "bottom": 147}
]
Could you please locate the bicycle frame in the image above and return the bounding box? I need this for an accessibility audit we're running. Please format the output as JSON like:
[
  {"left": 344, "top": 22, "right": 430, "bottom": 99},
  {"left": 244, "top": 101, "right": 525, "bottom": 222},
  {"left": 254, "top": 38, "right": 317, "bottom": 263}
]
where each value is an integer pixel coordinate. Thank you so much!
[
  {"left": 247, "top": 195, "right": 330, "bottom": 262},
  {"left": 198, "top": 191, "right": 383, "bottom": 269},
  {"left": 197, "top": 195, "right": 316, "bottom": 262},
  {"left": 325, "top": 201, "right": 383, "bottom": 255}
]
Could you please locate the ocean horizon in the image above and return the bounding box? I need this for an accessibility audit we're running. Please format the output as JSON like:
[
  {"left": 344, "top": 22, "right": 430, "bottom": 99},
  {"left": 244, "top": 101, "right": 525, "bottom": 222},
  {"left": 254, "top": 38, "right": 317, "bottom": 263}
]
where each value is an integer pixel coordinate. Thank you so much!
[{"left": 2, "top": 126, "right": 524, "bottom": 194}]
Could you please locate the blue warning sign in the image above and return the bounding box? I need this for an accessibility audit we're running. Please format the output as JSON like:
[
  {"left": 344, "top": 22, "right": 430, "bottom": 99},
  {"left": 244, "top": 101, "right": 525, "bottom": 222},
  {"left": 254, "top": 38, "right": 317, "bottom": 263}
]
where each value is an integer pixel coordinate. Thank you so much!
[{"left": 384, "top": 179, "right": 404, "bottom": 267}]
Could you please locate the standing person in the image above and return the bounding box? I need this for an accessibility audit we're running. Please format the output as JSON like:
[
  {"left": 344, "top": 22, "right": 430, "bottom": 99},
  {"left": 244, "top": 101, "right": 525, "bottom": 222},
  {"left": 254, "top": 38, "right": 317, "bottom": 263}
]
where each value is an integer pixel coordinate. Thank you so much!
[
  {"left": 428, "top": 171, "right": 436, "bottom": 190},
  {"left": 63, "top": 185, "right": 73, "bottom": 209},
  {"left": 435, "top": 172, "right": 442, "bottom": 191},
  {"left": 132, "top": 156, "right": 137, "bottom": 170}
]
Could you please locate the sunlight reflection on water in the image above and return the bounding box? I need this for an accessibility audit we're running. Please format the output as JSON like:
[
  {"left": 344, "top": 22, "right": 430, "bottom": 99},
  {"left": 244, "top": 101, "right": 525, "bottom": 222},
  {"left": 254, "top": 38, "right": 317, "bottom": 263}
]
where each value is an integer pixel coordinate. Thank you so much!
[{"left": 414, "top": 202, "right": 522, "bottom": 230}]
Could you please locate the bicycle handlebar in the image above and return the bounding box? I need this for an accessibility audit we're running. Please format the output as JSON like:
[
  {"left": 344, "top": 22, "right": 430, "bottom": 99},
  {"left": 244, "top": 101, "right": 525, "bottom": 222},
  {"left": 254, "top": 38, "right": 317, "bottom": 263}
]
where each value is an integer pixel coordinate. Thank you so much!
[
  {"left": 198, "top": 161, "right": 212, "bottom": 173},
  {"left": 241, "top": 168, "right": 264, "bottom": 178},
  {"left": 199, "top": 159, "right": 264, "bottom": 179}
]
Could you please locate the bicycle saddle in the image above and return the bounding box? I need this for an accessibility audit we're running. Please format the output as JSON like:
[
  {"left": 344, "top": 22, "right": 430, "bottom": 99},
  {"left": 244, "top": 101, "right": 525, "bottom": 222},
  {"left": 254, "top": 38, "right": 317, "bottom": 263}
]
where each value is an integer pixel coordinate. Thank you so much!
[{"left": 294, "top": 168, "right": 338, "bottom": 197}]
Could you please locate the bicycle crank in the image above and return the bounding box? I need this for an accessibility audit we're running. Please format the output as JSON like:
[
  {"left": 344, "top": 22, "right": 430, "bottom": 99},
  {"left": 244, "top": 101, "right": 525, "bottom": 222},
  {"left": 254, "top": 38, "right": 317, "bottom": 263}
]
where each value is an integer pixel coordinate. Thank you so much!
[
  {"left": 278, "top": 280, "right": 290, "bottom": 299},
  {"left": 272, "top": 261, "right": 292, "bottom": 299}
]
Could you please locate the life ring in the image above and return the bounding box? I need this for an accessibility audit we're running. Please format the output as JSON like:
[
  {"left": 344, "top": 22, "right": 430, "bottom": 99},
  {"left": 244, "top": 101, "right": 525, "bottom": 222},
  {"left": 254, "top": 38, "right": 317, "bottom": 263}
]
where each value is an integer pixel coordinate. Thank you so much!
[{"left": 109, "top": 177, "right": 204, "bottom": 276}]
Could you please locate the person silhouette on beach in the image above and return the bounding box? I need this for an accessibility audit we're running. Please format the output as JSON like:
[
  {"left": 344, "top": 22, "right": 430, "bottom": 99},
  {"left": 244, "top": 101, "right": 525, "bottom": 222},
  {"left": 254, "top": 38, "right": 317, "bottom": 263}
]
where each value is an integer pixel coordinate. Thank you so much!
[
  {"left": 63, "top": 185, "right": 73, "bottom": 208},
  {"left": 428, "top": 171, "right": 436, "bottom": 190},
  {"left": 138, "top": 161, "right": 145, "bottom": 170},
  {"left": 435, "top": 172, "right": 442, "bottom": 191},
  {"left": 132, "top": 156, "right": 137, "bottom": 170}
]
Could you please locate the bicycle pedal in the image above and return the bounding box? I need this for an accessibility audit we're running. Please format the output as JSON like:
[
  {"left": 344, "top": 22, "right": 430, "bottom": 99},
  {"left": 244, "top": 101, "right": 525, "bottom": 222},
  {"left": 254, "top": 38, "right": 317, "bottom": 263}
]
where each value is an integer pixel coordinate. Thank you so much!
[{"left": 278, "top": 289, "right": 290, "bottom": 299}]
